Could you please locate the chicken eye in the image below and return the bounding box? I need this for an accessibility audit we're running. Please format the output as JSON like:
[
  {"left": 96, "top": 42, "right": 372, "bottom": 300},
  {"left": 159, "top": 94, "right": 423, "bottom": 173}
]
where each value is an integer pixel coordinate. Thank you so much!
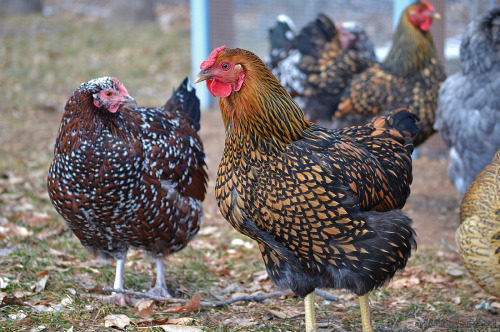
[
  {"left": 221, "top": 63, "right": 230, "bottom": 70},
  {"left": 105, "top": 91, "right": 113, "bottom": 97}
]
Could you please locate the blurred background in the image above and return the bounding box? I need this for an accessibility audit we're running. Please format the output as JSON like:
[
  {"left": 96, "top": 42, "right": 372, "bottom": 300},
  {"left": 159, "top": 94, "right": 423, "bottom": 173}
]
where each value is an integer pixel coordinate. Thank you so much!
[{"left": 1, "top": 0, "right": 498, "bottom": 111}]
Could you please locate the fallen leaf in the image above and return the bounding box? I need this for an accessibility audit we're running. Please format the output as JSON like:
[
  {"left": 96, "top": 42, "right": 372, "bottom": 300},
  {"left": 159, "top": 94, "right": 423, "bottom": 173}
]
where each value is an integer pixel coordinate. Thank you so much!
[
  {"left": 491, "top": 301, "right": 500, "bottom": 309},
  {"left": 423, "top": 273, "right": 449, "bottom": 284},
  {"left": 263, "top": 307, "right": 303, "bottom": 319},
  {"left": 13, "top": 317, "right": 33, "bottom": 326},
  {"left": 32, "top": 304, "right": 55, "bottom": 312},
  {"left": 158, "top": 324, "right": 202, "bottom": 332},
  {"left": 389, "top": 276, "right": 420, "bottom": 289},
  {"left": 398, "top": 317, "right": 423, "bottom": 328},
  {"left": 164, "top": 294, "right": 201, "bottom": 313},
  {"left": 136, "top": 317, "right": 169, "bottom": 327},
  {"left": 0, "top": 277, "right": 9, "bottom": 289},
  {"left": 0, "top": 223, "right": 32, "bottom": 238},
  {"left": 138, "top": 307, "right": 154, "bottom": 319},
  {"left": 60, "top": 296, "right": 73, "bottom": 307},
  {"left": 136, "top": 299, "right": 156, "bottom": 311},
  {"left": 104, "top": 314, "right": 131, "bottom": 329},
  {"left": 168, "top": 317, "right": 195, "bottom": 325},
  {"left": 2, "top": 294, "right": 26, "bottom": 306},
  {"left": 446, "top": 268, "right": 465, "bottom": 277},
  {"left": 33, "top": 275, "right": 49, "bottom": 293},
  {"left": 8, "top": 312, "right": 27, "bottom": 320}
]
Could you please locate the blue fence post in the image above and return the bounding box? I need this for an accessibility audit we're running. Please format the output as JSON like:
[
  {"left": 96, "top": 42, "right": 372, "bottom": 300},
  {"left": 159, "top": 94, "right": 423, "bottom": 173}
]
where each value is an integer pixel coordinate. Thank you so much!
[{"left": 190, "top": 0, "right": 211, "bottom": 110}]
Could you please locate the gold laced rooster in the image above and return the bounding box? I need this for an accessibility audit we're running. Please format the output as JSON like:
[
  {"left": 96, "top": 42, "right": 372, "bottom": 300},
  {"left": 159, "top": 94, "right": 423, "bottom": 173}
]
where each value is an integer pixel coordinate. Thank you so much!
[{"left": 195, "top": 45, "right": 417, "bottom": 331}]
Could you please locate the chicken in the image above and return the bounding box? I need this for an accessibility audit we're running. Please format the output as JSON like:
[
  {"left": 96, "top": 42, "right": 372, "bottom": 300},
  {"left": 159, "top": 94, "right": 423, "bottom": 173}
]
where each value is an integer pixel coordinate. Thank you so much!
[
  {"left": 47, "top": 77, "right": 207, "bottom": 304},
  {"left": 337, "top": 21, "right": 376, "bottom": 60},
  {"left": 267, "top": 14, "right": 305, "bottom": 100},
  {"left": 337, "top": 0, "right": 446, "bottom": 146},
  {"left": 194, "top": 45, "right": 417, "bottom": 332},
  {"left": 456, "top": 150, "right": 500, "bottom": 307},
  {"left": 435, "top": 7, "right": 500, "bottom": 195},
  {"left": 290, "top": 14, "right": 376, "bottom": 124},
  {"left": 267, "top": 14, "right": 375, "bottom": 125}
]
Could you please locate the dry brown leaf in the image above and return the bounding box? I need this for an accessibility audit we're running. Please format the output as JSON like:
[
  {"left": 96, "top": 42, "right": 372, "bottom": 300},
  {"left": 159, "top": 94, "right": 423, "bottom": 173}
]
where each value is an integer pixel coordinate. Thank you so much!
[
  {"left": 16, "top": 212, "right": 51, "bottom": 227},
  {"left": 389, "top": 276, "right": 420, "bottom": 289},
  {"left": 0, "top": 223, "right": 32, "bottom": 238},
  {"left": 138, "top": 307, "right": 154, "bottom": 319},
  {"left": 491, "top": 301, "right": 500, "bottom": 309},
  {"left": 423, "top": 273, "right": 449, "bottom": 284},
  {"left": 104, "top": 314, "right": 131, "bottom": 329},
  {"left": 136, "top": 299, "right": 156, "bottom": 311},
  {"left": 158, "top": 323, "right": 201, "bottom": 331},
  {"left": 13, "top": 317, "right": 33, "bottom": 326},
  {"left": 167, "top": 317, "right": 195, "bottom": 325},
  {"left": 263, "top": 307, "right": 303, "bottom": 319},
  {"left": 185, "top": 293, "right": 201, "bottom": 312},
  {"left": 165, "top": 294, "right": 201, "bottom": 314},
  {"left": 136, "top": 317, "right": 169, "bottom": 327},
  {"left": 2, "top": 294, "right": 26, "bottom": 306}
]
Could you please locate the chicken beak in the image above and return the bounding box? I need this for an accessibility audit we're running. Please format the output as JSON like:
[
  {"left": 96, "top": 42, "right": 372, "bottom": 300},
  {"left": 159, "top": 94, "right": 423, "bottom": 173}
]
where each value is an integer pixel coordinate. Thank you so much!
[
  {"left": 194, "top": 70, "right": 213, "bottom": 84},
  {"left": 122, "top": 95, "right": 137, "bottom": 106},
  {"left": 432, "top": 12, "right": 441, "bottom": 20}
]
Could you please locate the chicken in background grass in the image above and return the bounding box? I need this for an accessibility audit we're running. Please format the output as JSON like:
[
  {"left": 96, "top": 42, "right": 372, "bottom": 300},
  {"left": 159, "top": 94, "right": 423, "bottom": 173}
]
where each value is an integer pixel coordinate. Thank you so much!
[
  {"left": 195, "top": 45, "right": 417, "bottom": 332},
  {"left": 47, "top": 77, "right": 207, "bottom": 305},
  {"left": 336, "top": 0, "right": 446, "bottom": 146},
  {"left": 435, "top": 7, "right": 500, "bottom": 195},
  {"left": 456, "top": 150, "right": 500, "bottom": 312}
]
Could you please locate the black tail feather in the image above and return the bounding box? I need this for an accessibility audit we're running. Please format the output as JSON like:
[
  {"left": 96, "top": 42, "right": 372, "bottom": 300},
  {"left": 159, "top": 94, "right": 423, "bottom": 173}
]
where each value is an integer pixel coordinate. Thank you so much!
[
  {"left": 295, "top": 13, "right": 340, "bottom": 58},
  {"left": 167, "top": 77, "right": 201, "bottom": 131}
]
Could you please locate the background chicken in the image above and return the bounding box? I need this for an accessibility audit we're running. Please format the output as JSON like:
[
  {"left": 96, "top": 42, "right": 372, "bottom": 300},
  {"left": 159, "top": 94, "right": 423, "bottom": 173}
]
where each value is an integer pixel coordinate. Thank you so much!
[
  {"left": 268, "top": 13, "right": 375, "bottom": 125},
  {"left": 337, "top": 21, "right": 376, "bottom": 60},
  {"left": 195, "top": 46, "right": 417, "bottom": 332},
  {"left": 47, "top": 77, "right": 207, "bottom": 304},
  {"left": 267, "top": 14, "right": 305, "bottom": 100},
  {"left": 336, "top": 0, "right": 446, "bottom": 146},
  {"left": 435, "top": 7, "right": 500, "bottom": 195},
  {"left": 456, "top": 150, "right": 500, "bottom": 309}
]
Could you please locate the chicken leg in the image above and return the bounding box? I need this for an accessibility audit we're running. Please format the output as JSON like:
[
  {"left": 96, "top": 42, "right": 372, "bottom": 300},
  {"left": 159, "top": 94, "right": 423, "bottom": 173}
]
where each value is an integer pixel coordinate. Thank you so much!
[
  {"left": 148, "top": 256, "right": 172, "bottom": 298},
  {"left": 304, "top": 291, "right": 317, "bottom": 332},
  {"left": 359, "top": 294, "right": 374, "bottom": 332},
  {"left": 99, "top": 256, "right": 129, "bottom": 305}
]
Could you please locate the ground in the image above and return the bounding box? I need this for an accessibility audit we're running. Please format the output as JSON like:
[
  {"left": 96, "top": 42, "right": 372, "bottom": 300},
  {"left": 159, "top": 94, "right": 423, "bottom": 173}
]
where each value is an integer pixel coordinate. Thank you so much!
[{"left": 1, "top": 11, "right": 499, "bottom": 332}]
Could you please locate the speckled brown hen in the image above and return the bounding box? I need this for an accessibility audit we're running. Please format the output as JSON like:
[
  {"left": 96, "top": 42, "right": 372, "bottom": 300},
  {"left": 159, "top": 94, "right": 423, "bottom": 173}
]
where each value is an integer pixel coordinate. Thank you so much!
[
  {"left": 47, "top": 77, "right": 207, "bottom": 304},
  {"left": 337, "top": 0, "right": 446, "bottom": 146},
  {"left": 456, "top": 150, "right": 500, "bottom": 307},
  {"left": 194, "top": 46, "right": 417, "bottom": 332}
]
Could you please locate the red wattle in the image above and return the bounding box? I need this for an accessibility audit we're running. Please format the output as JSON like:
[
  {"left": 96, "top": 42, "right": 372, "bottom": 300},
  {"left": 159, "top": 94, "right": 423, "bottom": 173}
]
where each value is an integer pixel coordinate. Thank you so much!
[
  {"left": 420, "top": 19, "right": 431, "bottom": 31},
  {"left": 207, "top": 79, "right": 232, "bottom": 98}
]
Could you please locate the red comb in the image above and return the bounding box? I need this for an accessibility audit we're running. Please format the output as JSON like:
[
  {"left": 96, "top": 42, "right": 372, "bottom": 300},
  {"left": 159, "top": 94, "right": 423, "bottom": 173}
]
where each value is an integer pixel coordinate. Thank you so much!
[
  {"left": 200, "top": 45, "right": 226, "bottom": 70},
  {"left": 421, "top": 0, "right": 435, "bottom": 11}
]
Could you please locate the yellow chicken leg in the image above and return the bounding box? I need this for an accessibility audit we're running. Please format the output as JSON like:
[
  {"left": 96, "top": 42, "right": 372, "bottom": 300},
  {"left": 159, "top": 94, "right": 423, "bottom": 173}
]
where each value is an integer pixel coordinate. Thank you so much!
[
  {"left": 359, "top": 294, "right": 374, "bottom": 332},
  {"left": 304, "top": 291, "right": 317, "bottom": 332}
]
